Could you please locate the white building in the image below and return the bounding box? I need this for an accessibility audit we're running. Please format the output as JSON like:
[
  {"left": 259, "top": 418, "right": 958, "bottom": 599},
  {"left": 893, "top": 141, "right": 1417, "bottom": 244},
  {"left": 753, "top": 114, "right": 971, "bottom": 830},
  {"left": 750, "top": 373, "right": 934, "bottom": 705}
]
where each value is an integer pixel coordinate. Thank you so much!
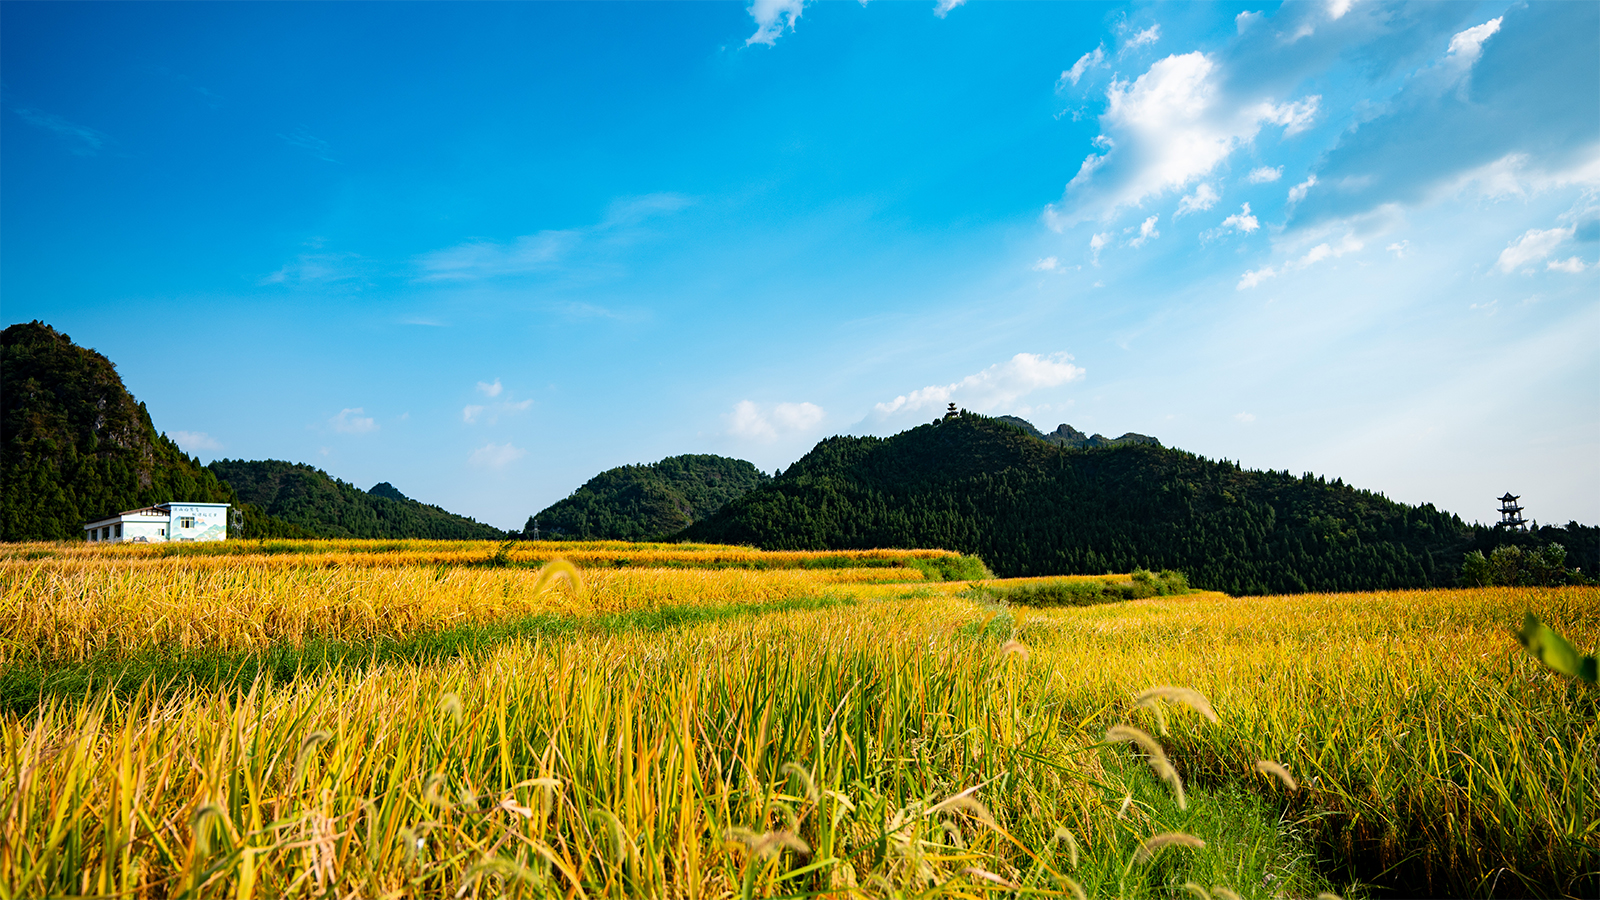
[{"left": 84, "top": 502, "right": 231, "bottom": 543}]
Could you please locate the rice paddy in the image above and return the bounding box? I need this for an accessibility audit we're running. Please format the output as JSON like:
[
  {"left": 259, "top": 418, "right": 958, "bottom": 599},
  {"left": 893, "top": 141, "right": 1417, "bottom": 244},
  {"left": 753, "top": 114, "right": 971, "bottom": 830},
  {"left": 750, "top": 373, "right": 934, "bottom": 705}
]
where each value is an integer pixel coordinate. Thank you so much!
[{"left": 1, "top": 540, "right": 1594, "bottom": 898}]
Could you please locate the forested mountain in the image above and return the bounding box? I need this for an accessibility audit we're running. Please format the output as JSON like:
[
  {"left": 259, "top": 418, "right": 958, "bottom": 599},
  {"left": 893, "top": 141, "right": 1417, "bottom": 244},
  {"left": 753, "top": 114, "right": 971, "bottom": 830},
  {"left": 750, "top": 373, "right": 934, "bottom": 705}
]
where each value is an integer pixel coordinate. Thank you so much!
[
  {"left": 683, "top": 413, "right": 1591, "bottom": 594},
  {"left": 0, "top": 322, "right": 297, "bottom": 540},
  {"left": 528, "top": 454, "right": 770, "bottom": 540},
  {"left": 995, "top": 416, "right": 1160, "bottom": 449},
  {"left": 210, "top": 460, "right": 509, "bottom": 540}
]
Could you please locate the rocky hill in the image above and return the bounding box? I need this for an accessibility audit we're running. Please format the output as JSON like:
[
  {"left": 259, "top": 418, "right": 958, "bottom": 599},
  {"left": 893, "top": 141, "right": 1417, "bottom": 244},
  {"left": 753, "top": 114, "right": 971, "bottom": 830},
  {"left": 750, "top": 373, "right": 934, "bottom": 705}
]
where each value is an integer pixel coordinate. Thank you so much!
[{"left": 0, "top": 322, "right": 268, "bottom": 540}]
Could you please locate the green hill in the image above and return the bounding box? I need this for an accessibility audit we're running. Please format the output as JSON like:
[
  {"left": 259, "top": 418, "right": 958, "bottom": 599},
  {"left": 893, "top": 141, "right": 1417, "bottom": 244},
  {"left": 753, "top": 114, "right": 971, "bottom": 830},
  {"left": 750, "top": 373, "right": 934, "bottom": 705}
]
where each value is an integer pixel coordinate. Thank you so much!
[
  {"left": 0, "top": 321, "right": 298, "bottom": 541},
  {"left": 682, "top": 413, "right": 1572, "bottom": 594},
  {"left": 527, "top": 454, "right": 770, "bottom": 540},
  {"left": 209, "top": 460, "right": 508, "bottom": 540}
]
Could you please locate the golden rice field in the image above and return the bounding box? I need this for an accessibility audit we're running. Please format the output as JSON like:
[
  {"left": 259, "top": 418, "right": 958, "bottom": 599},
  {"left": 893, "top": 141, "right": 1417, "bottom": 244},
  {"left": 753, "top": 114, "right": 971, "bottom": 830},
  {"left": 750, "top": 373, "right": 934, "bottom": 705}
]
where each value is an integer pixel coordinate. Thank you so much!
[{"left": 1, "top": 540, "right": 1595, "bottom": 899}]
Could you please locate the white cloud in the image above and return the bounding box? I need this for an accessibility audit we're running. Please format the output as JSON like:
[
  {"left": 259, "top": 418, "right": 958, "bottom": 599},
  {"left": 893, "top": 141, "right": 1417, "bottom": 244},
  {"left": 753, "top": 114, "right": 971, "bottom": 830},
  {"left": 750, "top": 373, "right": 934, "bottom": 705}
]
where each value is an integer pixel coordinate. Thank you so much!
[
  {"left": 1287, "top": 174, "right": 1318, "bottom": 204},
  {"left": 1176, "top": 183, "right": 1220, "bottom": 217},
  {"left": 746, "top": 0, "right": 805, "bottom": 46},
  {"left": 1447, "top": 16, "right": 1502, "bottom": 61},
  {"left": 933, "top": 0, "right": 965, "bottom": 19},
  {"left": 1237, "top": 232, "right": 1362, "bottom": 289},
  {"left": 1237, "top": 266, "right": 1276, "bottom": 290},
  {"left": 1547, "top": 256, "right": 1588, "bottom": 273},
  {"left": 1089, "top": 232, "right": 1111, "bottom": 265},
  {"left": 1059, "top": 46, "right": 1106, "bottom": 88},
  {"left": 1050, "top": 51, "right": 1324, "bottom": 224},
  {"left": 462, "top": 405, "right": 485, "bottom": 424},
  {"left": 330, "top": 408, "right": 378, "bottom": 434},
  {"left": 171, "top": 431, "right": 222, "bottom": 452},
  {"left": 727, "top": 400, "right": 825, "bottom": 441},
  {"left": 1234, "top": 411, "right": 1257, "bottom": 424},
  {"left": 1260, "top": 96, "right": 1319, "bottom": 136},
  {"left": 1220, "top": 203, "right": 1259, "bottom": 233},
  {"left": 1326, "top": 0, "right": 1354, "bottom": 21},
  {"left": 1032, "top": 256, "right": 1059, "bottom": 271},
  {"left": 1235, "top": 11, "right": 1263, "bottom": 33},
  {"left": 873, "top": 352, "right": 1086, "bottom": 419},
  {"left": 1246, "top": 166, "right": 1283, "bottom": 184},
  {"left": 1497, "top": 226, "right": 1573, "bottom": 273},
  {"left": 1124, "top": 25, "right": 1161, "bottom": 51},
  {"left": 476, "top": 379, "right": 503, "bottom": 397},
  {"left": 469, "top": 442, "right": 527, "bottom": 469},
  {"left": 1387, "top": 240, "right": 1409, "bottom": 257},
  {"left": 1128, "top": 215, "right": 1160, "bottom": 248}
]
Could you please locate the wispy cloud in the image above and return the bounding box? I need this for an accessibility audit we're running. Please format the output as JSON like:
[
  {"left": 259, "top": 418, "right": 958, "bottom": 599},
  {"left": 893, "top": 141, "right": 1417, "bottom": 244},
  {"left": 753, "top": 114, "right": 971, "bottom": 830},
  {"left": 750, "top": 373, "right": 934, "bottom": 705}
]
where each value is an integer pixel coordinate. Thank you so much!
[
  {"left": 746, "top": 0, "right": 805, "bottom": 46},
  {"left": 277, "top": 127, "right": 338, "bottom": 163},
  {"left": 329, "top": 408, "right": 378, "bottom": 434},
  {"left": 12, "top": 107, "right": 109, "bottom": 156},
  {"left": 1246, "top": 166, "right": 1283, "bottom": 184},
  {"left": 1237, "top": 233, "right": 1363, "bottom": 289},
  {"left": 416, "top": 193, "right": 691, "bottom": 282},
  {"left": 1175, "top": 183, "right": 1220, "bottom": 218},
  {"left": 874, "top": 353, "right": 1085, "bottom": 420},
  {"left": 1287, "top": 175, "right": 1317, "bottom": 204},
  {"left": 1059, "top": 46, "right": 1106, "bottom": 88},
  {"left": 1127, "top": 215, "right": 1160, "bottom": 248},
  {"left": 1497, "top": 226, "right": 1574, "bottom": 273},
  {"left": 170, "top": 430, "right": 222, "bottom": 452},
  {"left": 727, "top": 400, "right": 825, "bottom": 441},
  {"left": 1123, "top": 24, "right": 1161, "bottom": 52},
  {"left": 1031, "top": 256, "right": 1059, "bottom": 272},
  {"left": 469, "top": 442, "right": 526, "bottom": 469},
  {"left": 462, "top": 380, "right": 534, "bottom": 425},
  {"left": 259, "top": 251, "right": 363, "bottom": 286},
  {"left": 933, "top": 0, "right": 966, "bottom": 20}
]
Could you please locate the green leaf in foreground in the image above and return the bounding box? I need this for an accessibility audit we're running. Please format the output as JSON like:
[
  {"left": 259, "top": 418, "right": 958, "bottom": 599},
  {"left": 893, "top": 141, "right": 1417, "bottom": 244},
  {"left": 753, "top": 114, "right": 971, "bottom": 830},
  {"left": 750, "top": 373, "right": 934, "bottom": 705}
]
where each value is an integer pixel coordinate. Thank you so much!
[{"left": 1515, "top": 613, "right": 1598, "bottom": 683}]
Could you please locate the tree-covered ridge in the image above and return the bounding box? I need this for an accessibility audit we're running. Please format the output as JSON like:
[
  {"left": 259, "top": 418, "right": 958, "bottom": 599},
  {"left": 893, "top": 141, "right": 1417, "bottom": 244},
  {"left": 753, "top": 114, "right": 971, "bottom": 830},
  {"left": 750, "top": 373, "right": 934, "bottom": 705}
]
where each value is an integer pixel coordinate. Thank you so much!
[
  {"left": 0, "top": 321, "right": 242, "bottom": 541},
  {"left": 209, "top": 460, "right": 509, "bottom": 540},
  {"left": 528, "top": 454, "right": 770, "bottom": 541},
  {"left": 682, "top": 413, "right": 1565, "bottom": 595}
]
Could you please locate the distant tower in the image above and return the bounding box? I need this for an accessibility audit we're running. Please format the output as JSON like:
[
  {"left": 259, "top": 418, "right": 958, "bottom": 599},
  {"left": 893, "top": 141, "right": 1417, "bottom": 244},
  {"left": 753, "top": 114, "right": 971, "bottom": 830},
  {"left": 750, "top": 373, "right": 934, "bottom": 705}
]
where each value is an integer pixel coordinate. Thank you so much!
[
  {"left": 1497, "top": 493, "right": 1526, "bottom": 530},
  {"left": 529, "top": 518, "right": 541, "bottom": 540},
  {"left": 945, "top": 402, "right": 958, "bottom": 419}
]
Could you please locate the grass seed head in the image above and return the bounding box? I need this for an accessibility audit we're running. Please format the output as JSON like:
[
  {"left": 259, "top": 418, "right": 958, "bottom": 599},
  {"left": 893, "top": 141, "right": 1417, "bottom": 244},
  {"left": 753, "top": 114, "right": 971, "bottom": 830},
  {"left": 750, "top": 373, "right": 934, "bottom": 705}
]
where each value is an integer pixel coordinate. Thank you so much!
[
  {"left": 438, "top": 693, "right": 464, "bottom": 727},
  {"left": 961, "top": 867, "right": 1020, "bottom": 889},
  {"left": 1133, "top": 686, "right": 1219, "bottom": 724},
  {"left": 1182, "top": 882, "right": 1212, "bottom": 900},
  {"left": 1134, "top": 832, "right": 1205, "bottom": 863},
  {"left": 292, "top": 729, "right": 333, "bottom": 788},
  {"left": 999, "top": 639, "right": 1030, "bottom": 662},
  {"left": 1060, "top": 876, "right": 1088, "bottom": 900},
  {"left": 1254, "top": 759, "right": 1298, "bottom": 792},
  {"left": 781, "top": 762, "right": 818, "bottom": 802},
  {"left": 1051, "top": 827, "right": 1079, "bottom": 868},
  {"left": 1106, "top": 724, "right": 1187, "bottom": 810},
  {"left": 1211, "top": 887, "right": 1244, "bottom": 900}
]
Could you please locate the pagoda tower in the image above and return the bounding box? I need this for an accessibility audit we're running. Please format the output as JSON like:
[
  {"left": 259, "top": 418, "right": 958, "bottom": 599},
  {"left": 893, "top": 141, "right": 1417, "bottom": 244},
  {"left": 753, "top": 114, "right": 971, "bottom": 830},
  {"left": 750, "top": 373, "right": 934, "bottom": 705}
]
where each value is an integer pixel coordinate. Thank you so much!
[{"left": 1497, "top": 492, "right": 1526, "bottom": 530}]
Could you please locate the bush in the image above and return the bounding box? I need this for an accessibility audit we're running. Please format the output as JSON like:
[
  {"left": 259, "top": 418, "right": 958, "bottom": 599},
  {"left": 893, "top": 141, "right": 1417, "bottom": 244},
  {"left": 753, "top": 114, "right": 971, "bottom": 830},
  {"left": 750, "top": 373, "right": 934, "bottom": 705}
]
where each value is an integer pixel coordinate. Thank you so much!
[{"left": 1460, "top": 543, "right": 1588, "bottom": 587}]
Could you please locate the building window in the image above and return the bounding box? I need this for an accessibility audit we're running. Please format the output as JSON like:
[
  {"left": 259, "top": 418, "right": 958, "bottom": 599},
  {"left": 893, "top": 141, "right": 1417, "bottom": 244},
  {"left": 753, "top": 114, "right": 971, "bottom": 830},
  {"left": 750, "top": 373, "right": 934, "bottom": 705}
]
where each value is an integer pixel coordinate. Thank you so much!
[
  {"left": 179, "top": 517, "right": 195, "bottom": 529},
  {"left": 114, "top": 524, "right": 122, "bottom": 538},
  {"left": 160, "top": 528, "right": 166, "bottom": 537}
]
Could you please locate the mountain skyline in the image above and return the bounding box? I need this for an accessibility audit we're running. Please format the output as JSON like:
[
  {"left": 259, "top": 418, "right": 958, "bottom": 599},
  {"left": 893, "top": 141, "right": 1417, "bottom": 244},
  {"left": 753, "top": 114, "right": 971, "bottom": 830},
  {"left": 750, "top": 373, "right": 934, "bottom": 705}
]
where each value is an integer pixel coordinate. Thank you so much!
[{"left": 3, "top": 1, "right": 1595, "bottom": 529}]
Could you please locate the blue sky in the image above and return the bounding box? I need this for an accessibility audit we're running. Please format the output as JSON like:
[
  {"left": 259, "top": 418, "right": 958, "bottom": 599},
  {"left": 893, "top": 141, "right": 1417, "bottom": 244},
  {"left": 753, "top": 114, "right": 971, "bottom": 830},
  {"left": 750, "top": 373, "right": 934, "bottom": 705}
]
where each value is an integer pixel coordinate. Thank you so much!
[{"left": 4, "top": 0, "right": 1596, "bottom": 530}]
